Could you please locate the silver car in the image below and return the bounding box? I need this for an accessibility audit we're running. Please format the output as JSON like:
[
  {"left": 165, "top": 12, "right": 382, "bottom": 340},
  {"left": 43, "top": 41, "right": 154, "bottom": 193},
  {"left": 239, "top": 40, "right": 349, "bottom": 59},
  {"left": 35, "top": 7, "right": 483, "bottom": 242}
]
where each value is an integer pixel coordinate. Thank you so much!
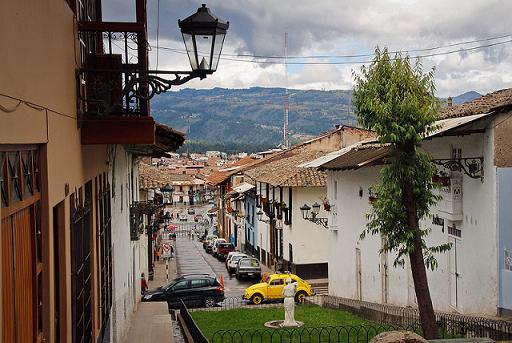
[{"left": 235, "top": 257, "right": 261, "bottom": 280}]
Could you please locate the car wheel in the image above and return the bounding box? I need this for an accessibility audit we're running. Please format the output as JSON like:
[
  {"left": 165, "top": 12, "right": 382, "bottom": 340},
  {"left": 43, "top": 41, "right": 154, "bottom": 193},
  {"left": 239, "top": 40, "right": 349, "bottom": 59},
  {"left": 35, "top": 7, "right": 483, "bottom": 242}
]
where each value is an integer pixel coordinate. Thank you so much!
[
  {"left": 295, "top": 291, "right": 307, "bottom": 304},
  {"left": 250, "top": 293, "right": 263, "bottom": 305},
  {"left": 204, "top": 296, "right": 216, "bottom": 308}
]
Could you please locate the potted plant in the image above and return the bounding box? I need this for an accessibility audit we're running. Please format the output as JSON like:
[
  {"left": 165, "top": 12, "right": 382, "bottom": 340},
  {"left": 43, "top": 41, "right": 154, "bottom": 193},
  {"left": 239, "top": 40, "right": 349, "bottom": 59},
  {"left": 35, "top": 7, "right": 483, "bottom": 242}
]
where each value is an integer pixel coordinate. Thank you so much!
[
  {"left": 368, "top": 187, "right": 378, "bottom": 203},
  {"left": 438, "top": 171, "right": 450, "bottom": 187},
  {"left": 432, "top": 173, "right": 440, "bottom": 183},
  {"left": 321, "top": 196, "right": 331, "bottom": 211}
]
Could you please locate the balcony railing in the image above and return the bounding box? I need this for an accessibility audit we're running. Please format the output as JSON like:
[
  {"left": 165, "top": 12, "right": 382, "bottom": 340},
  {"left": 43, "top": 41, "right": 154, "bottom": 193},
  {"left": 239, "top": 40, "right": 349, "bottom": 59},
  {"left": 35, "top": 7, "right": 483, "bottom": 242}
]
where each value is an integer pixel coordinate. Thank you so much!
[
  {"left": 77, "top": 26, "right": 149, "bottom": 118},
  {"left": 77, "top": 19, "right": 156, "bottom": 144}
]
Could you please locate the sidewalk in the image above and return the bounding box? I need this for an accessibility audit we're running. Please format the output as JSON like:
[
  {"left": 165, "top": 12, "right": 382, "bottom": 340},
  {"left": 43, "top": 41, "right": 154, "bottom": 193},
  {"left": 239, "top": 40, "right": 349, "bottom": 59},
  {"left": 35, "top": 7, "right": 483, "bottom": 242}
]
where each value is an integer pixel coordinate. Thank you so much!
[{"left": 122, "top": 257, "right": 177, "bottom": 343}]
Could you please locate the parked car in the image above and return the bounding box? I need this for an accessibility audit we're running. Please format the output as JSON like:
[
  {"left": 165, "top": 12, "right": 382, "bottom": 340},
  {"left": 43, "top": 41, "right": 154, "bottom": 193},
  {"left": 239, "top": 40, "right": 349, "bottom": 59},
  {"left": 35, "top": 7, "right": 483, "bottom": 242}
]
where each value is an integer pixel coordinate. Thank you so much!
[
  {"left": 202, "top": 235, "right": 217, "bottom": 250},
  {"left": 225, "top": 251, "right": 242, "bottom": 267},
  {"left": 142, "top": 274, "right": 224, "bottom": 309},
  {"left": 243, "top": 273, "right": 315, "bottom": 305},
  {"left": 187, "top": 208, "right": 195, "bottom": 215},
  {"left": 194, "top": 214, "right": 203, "bottom": 222},
  {"left": 235, "top": 257, "right": 262, "bottom": 280},
  {"left": 226, "top": 253, "right": 249, "bottom": 273},
  {"left": 211, "top": 238, "right": 226, "bottom": 257},
  {"left": 205, "top": 236, "right": 219, "bottom": 254},
  {"left": 179, "top": 213, "right": 187, "bottom": 221},
  {"left": 216, "top": 243, "right": 235, "bottom": 261}
]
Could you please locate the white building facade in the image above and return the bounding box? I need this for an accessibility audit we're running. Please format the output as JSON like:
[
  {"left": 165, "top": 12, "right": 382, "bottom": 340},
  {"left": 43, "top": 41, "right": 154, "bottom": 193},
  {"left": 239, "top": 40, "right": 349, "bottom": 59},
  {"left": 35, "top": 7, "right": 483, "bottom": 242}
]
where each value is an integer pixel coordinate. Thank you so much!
[{"left": 306, "top": 95, "right": 512, "bottom": 317}]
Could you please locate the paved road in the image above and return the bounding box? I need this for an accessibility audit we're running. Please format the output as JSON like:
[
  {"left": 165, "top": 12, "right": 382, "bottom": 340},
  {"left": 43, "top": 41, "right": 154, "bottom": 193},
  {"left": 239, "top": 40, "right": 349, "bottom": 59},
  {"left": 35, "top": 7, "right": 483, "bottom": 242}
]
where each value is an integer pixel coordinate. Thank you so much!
[{"left": 175, "top": 237, "right": 259, "bottom": 298}]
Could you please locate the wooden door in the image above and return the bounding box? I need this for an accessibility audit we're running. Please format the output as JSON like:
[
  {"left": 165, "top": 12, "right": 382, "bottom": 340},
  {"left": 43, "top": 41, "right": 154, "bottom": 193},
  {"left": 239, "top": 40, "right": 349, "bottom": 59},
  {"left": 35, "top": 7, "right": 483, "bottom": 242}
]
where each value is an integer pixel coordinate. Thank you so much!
[
  {"left": 448, "top": 236, "right": 460, "bottom": 309},
  {"left": 355, "top": 248, "right": 362, "bottom": 301},
  {"left": 1, "top": 147, "right": 43, "bottom": 343}
]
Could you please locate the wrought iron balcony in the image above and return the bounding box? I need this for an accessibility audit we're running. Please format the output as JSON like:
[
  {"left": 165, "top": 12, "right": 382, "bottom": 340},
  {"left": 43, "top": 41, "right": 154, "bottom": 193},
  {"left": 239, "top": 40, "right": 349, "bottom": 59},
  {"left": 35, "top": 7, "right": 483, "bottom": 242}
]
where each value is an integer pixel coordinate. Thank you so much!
[{"left": 77, "top": 21, "right": 157, "bottom": 144}]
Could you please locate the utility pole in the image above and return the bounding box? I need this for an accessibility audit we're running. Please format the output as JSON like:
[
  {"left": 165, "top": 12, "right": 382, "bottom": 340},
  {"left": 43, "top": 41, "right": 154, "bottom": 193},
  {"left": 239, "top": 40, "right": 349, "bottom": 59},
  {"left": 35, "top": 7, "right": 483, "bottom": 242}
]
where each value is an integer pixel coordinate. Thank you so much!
[{"left": 284, "top": 32, "right": 289, "bottom": 148}]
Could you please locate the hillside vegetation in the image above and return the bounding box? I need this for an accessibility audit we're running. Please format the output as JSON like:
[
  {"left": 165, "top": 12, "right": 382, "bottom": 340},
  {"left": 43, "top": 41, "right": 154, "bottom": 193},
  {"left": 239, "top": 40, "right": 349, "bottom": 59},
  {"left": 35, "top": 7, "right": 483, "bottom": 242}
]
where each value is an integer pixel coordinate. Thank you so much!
[{"left": 151, "top": 88, "right": 480, "bottom": 153}]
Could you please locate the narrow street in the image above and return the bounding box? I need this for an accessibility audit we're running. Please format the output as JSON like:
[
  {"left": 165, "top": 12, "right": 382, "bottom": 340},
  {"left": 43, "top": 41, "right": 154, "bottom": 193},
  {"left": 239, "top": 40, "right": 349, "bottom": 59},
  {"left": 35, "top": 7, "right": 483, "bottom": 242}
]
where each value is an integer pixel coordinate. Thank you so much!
[{"left": 175, "top": 237, "right": 264, "bottom": 298}]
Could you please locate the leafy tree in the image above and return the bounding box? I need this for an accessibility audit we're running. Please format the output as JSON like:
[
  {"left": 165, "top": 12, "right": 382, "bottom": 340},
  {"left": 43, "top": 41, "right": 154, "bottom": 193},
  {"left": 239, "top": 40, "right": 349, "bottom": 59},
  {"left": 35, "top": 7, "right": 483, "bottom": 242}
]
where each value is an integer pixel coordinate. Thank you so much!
[{"left": 353, "top": 48, "right": 451, "bottom": 339}]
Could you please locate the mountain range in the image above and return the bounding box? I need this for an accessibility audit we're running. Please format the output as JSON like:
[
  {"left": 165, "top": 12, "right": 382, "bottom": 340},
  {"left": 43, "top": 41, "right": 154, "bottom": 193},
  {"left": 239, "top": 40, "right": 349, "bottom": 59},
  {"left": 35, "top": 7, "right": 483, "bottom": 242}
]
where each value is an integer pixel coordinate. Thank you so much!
[{"left": 151, "top": 88, "right": 481, "bottom": 153}]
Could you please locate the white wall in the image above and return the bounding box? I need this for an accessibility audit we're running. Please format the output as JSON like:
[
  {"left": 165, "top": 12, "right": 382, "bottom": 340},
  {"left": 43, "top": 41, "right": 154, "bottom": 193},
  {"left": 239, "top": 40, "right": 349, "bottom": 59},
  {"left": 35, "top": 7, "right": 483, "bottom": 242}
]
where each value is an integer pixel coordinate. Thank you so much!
[
  {"left": 328, "top": 131, "right": 499, "bottom": 316},
  {"left": 109, "top": 146, "right": 147, "bottom": 342},
  {"left": 284, "top": 187, "right": 330, "bottom": 265}
]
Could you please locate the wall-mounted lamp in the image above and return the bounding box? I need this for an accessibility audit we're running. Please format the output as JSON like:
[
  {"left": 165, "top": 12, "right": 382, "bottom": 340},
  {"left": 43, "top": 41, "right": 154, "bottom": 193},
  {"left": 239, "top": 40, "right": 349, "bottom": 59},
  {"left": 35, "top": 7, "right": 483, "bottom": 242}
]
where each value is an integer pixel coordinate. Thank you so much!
[
  {"left": 256, "top": 209, "right": 272, "bottom": 224},
  {"left": 300, "top": 202, "right": 328, "bottom": 229}
]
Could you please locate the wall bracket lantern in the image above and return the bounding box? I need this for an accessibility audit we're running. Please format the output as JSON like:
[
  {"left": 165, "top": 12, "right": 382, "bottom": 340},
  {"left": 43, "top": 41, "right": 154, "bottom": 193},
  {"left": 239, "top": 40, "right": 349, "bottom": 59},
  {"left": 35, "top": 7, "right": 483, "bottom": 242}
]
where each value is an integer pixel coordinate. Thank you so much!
[
  {"left": 78, "top": 4, "right": 229, "bottom": 117},
  {"left": 256, "top": 209, "right": 273, "bottom": 224},
  {"left": 300, "top": 202, "right": 328, "bottom": 229},
  {"left": 127, "top": 4, "right": 229, "bottom": 101},
  {"left": 432, "top": 157, "right": 484, "bottom": 180}
]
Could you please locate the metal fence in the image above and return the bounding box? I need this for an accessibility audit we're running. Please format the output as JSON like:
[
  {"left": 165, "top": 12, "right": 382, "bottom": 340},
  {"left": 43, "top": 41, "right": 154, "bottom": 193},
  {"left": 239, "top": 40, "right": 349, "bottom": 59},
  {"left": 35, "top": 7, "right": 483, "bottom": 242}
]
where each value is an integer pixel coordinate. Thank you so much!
[
  {"left": 179, "top": 300, "right": 209, "bottom": 343},
  {"left": 321, "top": 295, "right": 512, "bottom": 341},
  {"left": 180, "top": 294, "right": 512, "bottom": 341},
  {"left": 171, "top": 221, "right": 210, "bottom": 237},
  {"left": 188, "top": 296, "right": 286, "bottom": 312},
  {"left": 210, "top": 324, "right": 418, "bottom": 343}
]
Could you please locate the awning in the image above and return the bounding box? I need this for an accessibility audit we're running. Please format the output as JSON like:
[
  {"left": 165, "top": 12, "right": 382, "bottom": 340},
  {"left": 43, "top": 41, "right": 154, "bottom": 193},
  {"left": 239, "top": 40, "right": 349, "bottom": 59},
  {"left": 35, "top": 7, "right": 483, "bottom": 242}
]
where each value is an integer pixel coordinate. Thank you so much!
[
  {"left": 302, "top": 112, "right": 494, "bottom": 171},
  {"left": 232, "top": 182, "right": 255, "bottom": 194}
]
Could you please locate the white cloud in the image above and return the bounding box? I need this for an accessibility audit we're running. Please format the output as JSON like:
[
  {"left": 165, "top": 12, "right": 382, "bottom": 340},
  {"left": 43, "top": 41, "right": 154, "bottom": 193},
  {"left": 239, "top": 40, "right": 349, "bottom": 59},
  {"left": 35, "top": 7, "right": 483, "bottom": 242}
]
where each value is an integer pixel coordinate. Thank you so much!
[{"left": 101, "top": 0, "right": 512, "bottom": 96}]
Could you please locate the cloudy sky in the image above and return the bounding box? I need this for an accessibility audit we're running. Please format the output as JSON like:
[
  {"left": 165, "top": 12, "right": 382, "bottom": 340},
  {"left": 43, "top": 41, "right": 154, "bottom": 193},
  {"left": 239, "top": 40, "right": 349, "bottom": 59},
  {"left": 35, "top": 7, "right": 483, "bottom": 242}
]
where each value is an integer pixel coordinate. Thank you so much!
[{"left": 103, "top": 0, "right": 512, "bottom": 97}]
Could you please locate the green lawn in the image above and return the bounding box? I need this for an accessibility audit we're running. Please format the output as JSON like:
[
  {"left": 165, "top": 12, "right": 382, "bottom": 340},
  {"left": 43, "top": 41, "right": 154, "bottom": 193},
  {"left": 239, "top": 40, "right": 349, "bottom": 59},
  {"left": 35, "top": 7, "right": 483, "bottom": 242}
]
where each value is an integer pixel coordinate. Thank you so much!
[{"left": 191, "top": 304, "right": 391, "bottom": 342}]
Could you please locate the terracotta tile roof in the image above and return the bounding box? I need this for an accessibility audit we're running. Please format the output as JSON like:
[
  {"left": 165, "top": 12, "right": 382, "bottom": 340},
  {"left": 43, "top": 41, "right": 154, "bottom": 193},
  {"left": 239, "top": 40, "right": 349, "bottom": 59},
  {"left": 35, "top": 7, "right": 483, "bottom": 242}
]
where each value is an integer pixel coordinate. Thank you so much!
[
  {"left": 206, "top": 155, "right": 276, "bottom": 186},
  {"left": 138, "top": 163, "right": 204, "bottom": 189},
  {"left": 440, "top": 88, "right": 512, "bottom": 119},
  {"left": 206, "top": 170, "right": 233, "bottom": 186},
  {"left": 230, "top": 156, "right": 258, "bottom": 167},
  {"left": 138, "top": 163, "right": 168, "bottom": 189},
  {"left": 245, "top": 149, "right": 328, "bottom": 187}
]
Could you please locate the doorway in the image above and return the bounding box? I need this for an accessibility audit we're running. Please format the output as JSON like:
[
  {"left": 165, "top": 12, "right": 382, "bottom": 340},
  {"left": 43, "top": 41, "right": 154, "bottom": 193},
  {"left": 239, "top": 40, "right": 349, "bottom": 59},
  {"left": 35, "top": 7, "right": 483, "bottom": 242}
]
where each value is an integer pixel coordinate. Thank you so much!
[
  {"left": 53, "top": 200, "right": 66, "bottom": 342},
  {"left": 448, "top": 236, "right": 460, "bottom": 309},
  {"left": 355, "top": 248, "right": 362, "bottom": 300},
  {"left": 380, "top": 238, "right": 389, "bottom": 303}
]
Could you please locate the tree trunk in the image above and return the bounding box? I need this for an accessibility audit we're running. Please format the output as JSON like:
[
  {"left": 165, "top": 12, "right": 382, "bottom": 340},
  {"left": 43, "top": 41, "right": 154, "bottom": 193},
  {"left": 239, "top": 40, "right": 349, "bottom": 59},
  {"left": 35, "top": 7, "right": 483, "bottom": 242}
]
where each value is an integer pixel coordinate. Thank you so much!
[{"left": 403, "top": 182, "right": 439, "bottom": 339}]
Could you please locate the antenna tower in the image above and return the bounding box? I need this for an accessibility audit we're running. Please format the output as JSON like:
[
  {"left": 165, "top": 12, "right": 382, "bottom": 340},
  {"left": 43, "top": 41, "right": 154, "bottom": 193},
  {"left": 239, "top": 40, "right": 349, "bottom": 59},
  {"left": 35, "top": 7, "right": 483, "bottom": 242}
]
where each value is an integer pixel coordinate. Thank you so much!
[{"left": 284, "top": 32, "right": 289, "bottom": 148}]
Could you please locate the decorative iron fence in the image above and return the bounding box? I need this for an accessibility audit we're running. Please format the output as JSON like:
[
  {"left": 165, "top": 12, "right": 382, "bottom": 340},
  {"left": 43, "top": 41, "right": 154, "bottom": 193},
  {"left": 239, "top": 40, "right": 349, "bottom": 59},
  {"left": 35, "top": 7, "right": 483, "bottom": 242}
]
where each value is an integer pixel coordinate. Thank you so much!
[
  {"left": 188, "top": 296, "right": 286, "bottom": 312},
  {"left": 321, "top": 295, "right": 512, "bottom": 341},
  {"left": 210, "top": 325, "right": 418, "bottom": 343},
  {"left": 179, "top": 300, "right": 209, "bottom": 343}
]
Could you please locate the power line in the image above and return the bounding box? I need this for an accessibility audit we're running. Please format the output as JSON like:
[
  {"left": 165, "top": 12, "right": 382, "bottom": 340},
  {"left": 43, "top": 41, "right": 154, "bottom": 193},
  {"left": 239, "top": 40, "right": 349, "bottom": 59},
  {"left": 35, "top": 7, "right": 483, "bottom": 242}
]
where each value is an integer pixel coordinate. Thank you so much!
[
  {"left": 0, "top": 93, "right": 76, "bottom": 120},
  {"left": 154, "top": 33, "right": 512, "bottom": 60},
  {"left": 158, "top": 38, "right": 512, "bottom": 66}
]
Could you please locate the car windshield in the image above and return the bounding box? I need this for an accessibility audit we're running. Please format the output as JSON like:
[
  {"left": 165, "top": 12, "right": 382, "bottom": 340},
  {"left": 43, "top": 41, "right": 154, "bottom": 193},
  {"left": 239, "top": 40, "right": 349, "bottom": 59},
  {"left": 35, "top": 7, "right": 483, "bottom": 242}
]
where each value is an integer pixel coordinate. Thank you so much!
[
  {"left": 239, "top": 258, "right": 259, "bottom": 268},
  {"left": 232, "top": 255, "right": 246, "bottom": 262}
]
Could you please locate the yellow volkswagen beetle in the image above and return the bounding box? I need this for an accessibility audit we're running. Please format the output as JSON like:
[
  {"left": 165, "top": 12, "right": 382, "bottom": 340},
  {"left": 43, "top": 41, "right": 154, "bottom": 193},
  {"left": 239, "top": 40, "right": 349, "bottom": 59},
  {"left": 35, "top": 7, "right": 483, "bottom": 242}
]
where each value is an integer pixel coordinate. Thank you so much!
[{"left": 243, "top": 273, "right": 315, "bottom": 305}]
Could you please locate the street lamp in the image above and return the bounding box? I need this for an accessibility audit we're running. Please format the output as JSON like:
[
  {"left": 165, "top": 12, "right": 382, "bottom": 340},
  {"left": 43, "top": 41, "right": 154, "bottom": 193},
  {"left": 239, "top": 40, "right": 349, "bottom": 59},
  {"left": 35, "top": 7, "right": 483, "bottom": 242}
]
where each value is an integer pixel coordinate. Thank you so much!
[
  {"left": 300, "top": 202, "right": 328, "bottom": 229},
  {"left": 256, "top": 209, "right": 273, "bottom": 224},
  {"left": 311, "top": 202, "right": 321, "bottom": 217},
  {"left": 179, "top": 4, "right": 229, "bottom": 74},
  {"left": 300, "top": 204, "right": 311, "bottom": 220},
  {"left": 117, "top": 4, "right": 229, "bottom": 102},
  {"left": 256, "top": 210, "right": 264, "bottom": 222},
  {"left": 161, "top": 183, "right": 174, "bottom": 204}
]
